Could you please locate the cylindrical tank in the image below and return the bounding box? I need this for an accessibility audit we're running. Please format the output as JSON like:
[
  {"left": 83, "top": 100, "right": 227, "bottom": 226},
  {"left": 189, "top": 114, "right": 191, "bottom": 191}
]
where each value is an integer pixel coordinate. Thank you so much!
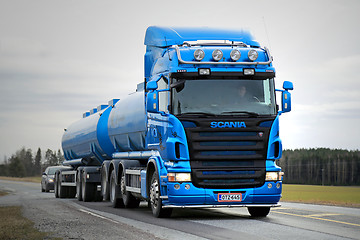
[
  {"left": 61, "top": 90, "right": 147, "bottom": 165},
  {"left": 108, "top": 91, "right": 147, "bottom": 152}
]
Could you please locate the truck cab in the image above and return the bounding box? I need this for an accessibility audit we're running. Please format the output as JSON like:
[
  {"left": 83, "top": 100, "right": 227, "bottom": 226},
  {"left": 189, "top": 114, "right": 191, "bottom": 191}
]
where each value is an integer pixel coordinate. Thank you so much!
[{"left": 144, "top": 26, "right": 293, "bottom": 217}]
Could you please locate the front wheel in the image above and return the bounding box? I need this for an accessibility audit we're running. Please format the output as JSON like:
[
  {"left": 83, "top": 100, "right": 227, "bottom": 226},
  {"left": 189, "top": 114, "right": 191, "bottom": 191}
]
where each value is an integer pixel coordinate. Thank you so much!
[
  {"left": 149, "top": 172, "right": 172, "bottom": 218},
  {"left": 247, "top": 207, "right": 270, "bottom": 217}
]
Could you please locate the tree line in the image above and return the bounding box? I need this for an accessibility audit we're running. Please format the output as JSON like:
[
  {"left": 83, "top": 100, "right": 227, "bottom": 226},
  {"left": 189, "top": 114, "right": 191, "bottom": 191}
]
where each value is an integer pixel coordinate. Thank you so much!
[
  {"left": 0, "top": 147, "right": 64, "bottom": 177},
  {"left": 278, "top": 148, "right": 360, "bottom": 186},
  {"left": 1, "top": 147, "right": 359, "bottom": 185}
]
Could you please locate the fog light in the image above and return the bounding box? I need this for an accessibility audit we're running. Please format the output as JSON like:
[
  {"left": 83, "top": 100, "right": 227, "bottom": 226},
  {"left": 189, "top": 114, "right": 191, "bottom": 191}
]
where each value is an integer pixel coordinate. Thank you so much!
[
  {"left": 174, "top": 184, "right": 180, "bottom": 190},
  {"left": 276, "top": 182, "right": 281, "bottom": 189},
  {"left": 267, "top": 183, "right": 273, "bottom": 189},
  {"left": 244, "top": 68, "right": 255, "bottom": 75},
  {"left": 194, "top": 49, "right": 205, "bottom": 61},
  {"left": 248, "top": 49, "right": 258, "bottom": 61},
  {"left": 212, "top": 49, "right": 223, "bottom": 61},
  {"left": 199, "top": 68, "right": 210, "bottom": 75},
  {"left": 185, "top": 184, "right": 190, "bottom": 190}
]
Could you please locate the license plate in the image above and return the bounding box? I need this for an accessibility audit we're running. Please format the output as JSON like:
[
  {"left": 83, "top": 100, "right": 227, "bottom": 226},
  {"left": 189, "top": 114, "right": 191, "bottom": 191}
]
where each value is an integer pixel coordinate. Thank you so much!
[{"left": 218, "top": 193, "right": 242, "bottom": 202}]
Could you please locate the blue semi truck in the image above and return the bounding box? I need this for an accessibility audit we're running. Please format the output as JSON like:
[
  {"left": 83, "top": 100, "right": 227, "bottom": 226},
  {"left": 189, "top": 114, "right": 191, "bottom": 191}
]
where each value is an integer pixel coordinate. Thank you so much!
[{"left": 54, "top": 26, "right": 293, "bottom": 218}]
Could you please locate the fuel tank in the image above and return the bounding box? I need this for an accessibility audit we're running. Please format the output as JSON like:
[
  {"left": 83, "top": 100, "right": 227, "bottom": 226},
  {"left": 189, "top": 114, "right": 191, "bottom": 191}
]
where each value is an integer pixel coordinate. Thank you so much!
[{"left": 62, "top": 90, "right": 147, "bottom": 165}]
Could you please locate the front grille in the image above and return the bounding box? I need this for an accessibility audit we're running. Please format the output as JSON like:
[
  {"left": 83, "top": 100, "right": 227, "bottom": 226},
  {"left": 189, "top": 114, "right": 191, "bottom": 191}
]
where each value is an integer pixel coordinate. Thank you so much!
[{"left": 179, "top": 116, "right": 275, "bottom": 189}]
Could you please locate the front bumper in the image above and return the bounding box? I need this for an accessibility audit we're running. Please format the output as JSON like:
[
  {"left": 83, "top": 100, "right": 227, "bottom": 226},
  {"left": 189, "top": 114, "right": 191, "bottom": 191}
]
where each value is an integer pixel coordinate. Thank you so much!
[{"left": 163, "top": 181, "right": 282, "bottom": 208}]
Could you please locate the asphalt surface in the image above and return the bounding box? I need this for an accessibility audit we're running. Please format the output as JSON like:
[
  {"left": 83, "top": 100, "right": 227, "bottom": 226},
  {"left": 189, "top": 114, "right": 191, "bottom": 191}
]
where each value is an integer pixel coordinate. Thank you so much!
[{"left": 1, "top": 180, "right": 359, "bottom": 240}]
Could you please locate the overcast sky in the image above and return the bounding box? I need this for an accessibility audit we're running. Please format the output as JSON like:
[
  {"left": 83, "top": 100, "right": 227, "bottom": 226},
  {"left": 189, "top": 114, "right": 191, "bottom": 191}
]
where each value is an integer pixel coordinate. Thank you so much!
[{"left": 0, "top": 0, "right": 359, "bottom": 160}]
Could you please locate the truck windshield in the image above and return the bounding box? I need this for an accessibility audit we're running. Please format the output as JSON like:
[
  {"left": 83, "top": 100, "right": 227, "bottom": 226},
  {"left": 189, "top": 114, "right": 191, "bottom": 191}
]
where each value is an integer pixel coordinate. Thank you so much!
[{"left": 171, "top": 78, "right": 277, "bottom": 116}]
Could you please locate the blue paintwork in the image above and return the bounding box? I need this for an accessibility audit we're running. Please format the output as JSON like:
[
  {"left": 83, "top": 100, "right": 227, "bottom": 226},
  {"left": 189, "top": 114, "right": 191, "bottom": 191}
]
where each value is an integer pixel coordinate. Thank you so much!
[
  {"left": 62, "top": 26, "right": 292, "bottom": 208},
  {"left": 145, "top": 26, "right": 260, "bottom": 47}
]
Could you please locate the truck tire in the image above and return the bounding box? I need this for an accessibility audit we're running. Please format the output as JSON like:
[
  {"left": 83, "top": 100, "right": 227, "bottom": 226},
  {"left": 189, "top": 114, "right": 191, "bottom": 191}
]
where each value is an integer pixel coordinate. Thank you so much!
[
  {"left": 76, "top": 171, "right": 83, "bottom": 201},
  {"left": 248, "top": 207, "right": 270, "bottom": 217},
  {"left": 149, "top": 172, "right": 172, "bottom": 218},
  {"left": 120, "top": 170, "right": 140, "bottom": 208},
  {"left": 58, "top": 173, "right": 68, "bottom": 198},
  {"left": 82, "top": 173, "right": 95, "bottom": 202},
  {"left": 68, "top": 187, "right": 76, "bottom": 198},
  {"left": 54, "top": 172, "right": 59, "bottom": 198},
  {"left": 101, "top": 169, "right": 110, "bottom": 201},
  {"left": 110, "top": 170, "right": 124, "bottom": 208}
]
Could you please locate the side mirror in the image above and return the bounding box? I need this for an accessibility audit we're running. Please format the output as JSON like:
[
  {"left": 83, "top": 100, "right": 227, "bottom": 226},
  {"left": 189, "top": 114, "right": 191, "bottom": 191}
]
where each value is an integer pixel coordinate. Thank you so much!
[
  {"left": 277, "top": 81, "right": 294, "bottom": 114},
  {"left": 147, "top": 91, "right": 159, "bottom": 113},
  {"left": 281, "top": 91, "right": 292, "bottom": 113},
  {"left": 283, "top": 81, "right": 293, "bottom": 91},
  {"left": 146, "top": 81, "right": 158, "bottom": 91},
  {"left": 42, "top": 172, "right": 47, "bottom": 176}
]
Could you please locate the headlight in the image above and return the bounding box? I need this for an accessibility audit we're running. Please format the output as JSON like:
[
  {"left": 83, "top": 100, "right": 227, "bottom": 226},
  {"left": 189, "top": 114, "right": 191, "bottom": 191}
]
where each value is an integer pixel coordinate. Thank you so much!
[
  {"left": 248, "top": 49, "right": 258, "bottom": 61},
  {"left": 48, "top": 178, "right": 54, "bottom": 183},
  {"left": 212, "top": 49, "right": 223, "bottom": 61},
  {"left": 194, "top": 49, "right": 205, "bottom": 61},
  {"left": 168, "top": 173, "right": 191, "bottom": 182},
  {"left": 265, "top": 172, "right": 283, "bottom": 181},
  {"left": 230, "top": 49, "right": 241, "bottom": 61}
]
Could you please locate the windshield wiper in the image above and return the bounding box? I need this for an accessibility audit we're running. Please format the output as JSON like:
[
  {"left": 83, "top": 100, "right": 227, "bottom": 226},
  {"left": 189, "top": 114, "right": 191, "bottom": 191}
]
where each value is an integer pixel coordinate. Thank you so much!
[
  {"left": 177, "top": 112, "right": 217, "bottom": 117},
  {"left": 220, "top": 111, "right": 260, "bottom": 117}
]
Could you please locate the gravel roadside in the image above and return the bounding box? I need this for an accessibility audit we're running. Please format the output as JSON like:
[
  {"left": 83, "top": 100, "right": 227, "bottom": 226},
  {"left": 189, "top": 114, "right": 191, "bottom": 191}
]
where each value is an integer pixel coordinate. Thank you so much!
[{"left": 0, "top": 180, "right": 163, "bottom": 240}]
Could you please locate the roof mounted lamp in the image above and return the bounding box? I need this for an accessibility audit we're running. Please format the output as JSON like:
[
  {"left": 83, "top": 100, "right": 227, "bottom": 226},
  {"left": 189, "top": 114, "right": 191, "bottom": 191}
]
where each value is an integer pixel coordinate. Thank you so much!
[
  {"left": 194, "top": 49, "right": 205, "bottom": 61},
  {"left": 212, "top": 49, "right": 223, "bottom": 61},
  {"left": 248, "top": 49, "right": 258, "bottom": 61},
  {"left": 230, "top": 49, "right": 241, "bottom": 61}
]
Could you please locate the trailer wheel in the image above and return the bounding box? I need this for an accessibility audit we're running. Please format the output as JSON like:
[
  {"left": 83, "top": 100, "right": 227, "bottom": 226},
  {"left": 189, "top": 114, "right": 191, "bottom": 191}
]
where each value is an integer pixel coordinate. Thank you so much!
[
  {"left": 248, "top": 207, "right": 270, "bottom": 217},
  {"left": 68, "top": 187, "right": 76, "bottom": 198},
  {"left": 101, "top": 169, "right": 110, "bottom": 201},
  {"left": 82, "top": 173, "right": 95, "bottom": 202},
  {"left": 120, "top": 170, "right": 140, "bottom": 208},
  {"left": 54, "top": 172, "right": 59, "bottom": 198},
  {"left": 76, "top": 171, "right": 83, "bottom": 201},
  {"left": 110, "top": 170, "right": 124, "bottom": 208},
  {"left": 149, "top": 172, "right": 172, "bottom": 218},
  {"left": 58, "top": 173, "right": 68, "bottom": 198}
]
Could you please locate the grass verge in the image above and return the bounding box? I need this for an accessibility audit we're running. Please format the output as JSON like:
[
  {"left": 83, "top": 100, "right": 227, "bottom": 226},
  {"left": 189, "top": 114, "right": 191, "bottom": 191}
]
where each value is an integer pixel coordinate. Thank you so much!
[
  {"left": 0, "top": 206, "right": 51, "bottom": 240},
  {"left": 282, "top": 184, "right": 360, "bottom": 208},
  {"left": 0, "top": 176, "right": 42, "bottom": 183}
]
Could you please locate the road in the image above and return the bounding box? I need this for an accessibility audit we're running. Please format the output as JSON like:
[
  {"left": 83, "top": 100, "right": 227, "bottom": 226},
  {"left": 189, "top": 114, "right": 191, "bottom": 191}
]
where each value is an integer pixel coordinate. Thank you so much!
[{"left": 1, "top": 180, "right": 359, "bottom": 240}]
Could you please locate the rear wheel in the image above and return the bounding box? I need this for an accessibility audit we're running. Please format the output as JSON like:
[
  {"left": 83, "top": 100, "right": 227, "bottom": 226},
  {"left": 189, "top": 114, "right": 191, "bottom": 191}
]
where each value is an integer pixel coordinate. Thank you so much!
[
  {"left": 101, "top": 169, "right": 110, "bottom": 201},
  {"left": 120, "top": 170, "right": 140, "bottom": 208},
  {"left": 54, "top": 172, "right": 59, "bottom": 198},
  {"left": 58, "top": 172, "right": 68, "bottom": 198},
  {"left": 68, "top": 187, "right": 76, "bottom": 198},
  {"left": 76, "top": 171, "right": 83, "bottom": 201},
  {"left": 110, "top": 171, "right": 124, "bottom": 208},
  {"left": 82, "top": 173, "right": 95, "bottom": 202},
  {"left": 149, "top": 172, "right": 172, "bottom": 218},
  {"left": 248, "top": 207, "right": 270, "bottom": 217}
]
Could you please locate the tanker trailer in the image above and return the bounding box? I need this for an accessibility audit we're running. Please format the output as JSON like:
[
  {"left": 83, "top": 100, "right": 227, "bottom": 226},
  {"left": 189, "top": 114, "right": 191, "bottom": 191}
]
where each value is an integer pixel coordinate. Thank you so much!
[{"left": 55, "top": 26, "right": 293, "bottom": 218}]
